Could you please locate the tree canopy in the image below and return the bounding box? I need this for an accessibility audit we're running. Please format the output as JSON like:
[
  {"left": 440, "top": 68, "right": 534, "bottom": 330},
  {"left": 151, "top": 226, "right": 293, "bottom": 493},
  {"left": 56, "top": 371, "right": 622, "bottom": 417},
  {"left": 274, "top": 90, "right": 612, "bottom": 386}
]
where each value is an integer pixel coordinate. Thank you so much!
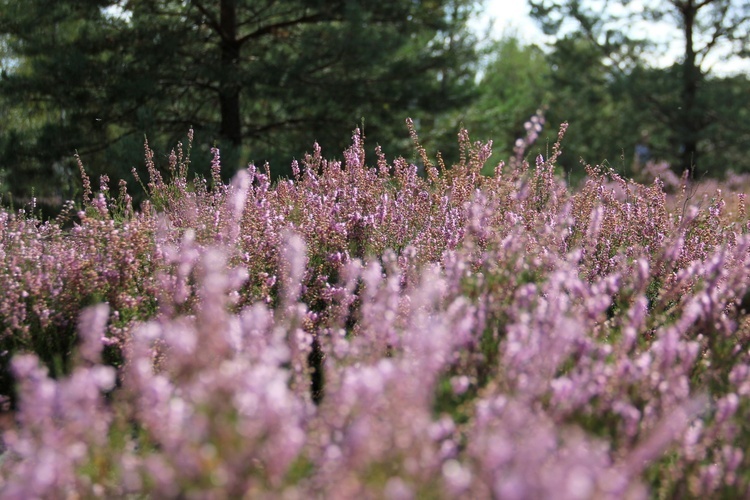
[
  {"left": 529, "top": 0, "right": 750, "bottom": 177},
  {"left": 2, "top": 0, "right": 750, "bottom": 207},
  {"left": 0, "top": 0, "right": 478, "bottom": 205}
]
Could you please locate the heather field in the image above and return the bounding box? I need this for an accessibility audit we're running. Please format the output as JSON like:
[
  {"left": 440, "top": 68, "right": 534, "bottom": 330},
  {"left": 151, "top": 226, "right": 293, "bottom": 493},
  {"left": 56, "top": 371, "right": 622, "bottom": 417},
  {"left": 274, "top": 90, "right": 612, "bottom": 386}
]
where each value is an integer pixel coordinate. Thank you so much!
[{"left": 2, "top": 123, "right": 750, "bottom": 498}]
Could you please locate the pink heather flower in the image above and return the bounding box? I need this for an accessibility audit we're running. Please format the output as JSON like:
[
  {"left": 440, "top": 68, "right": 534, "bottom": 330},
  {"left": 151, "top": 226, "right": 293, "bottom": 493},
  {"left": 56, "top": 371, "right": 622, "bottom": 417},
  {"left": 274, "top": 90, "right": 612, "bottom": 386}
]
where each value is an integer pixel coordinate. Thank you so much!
[
  {"left": 210, "top": 146, "right": 222, "bottom": 187},
  {"left": 76, "top": 303, "right": 110, "bottom": 364},
  {"left": 450, "top": 375, "right": 470, "bottom": 395},
  {"left": 279, "top": 230, "right": 307, "bottom": 306},
  {"left": 4, "top": 125, "right": 750, "bottom": 497}
]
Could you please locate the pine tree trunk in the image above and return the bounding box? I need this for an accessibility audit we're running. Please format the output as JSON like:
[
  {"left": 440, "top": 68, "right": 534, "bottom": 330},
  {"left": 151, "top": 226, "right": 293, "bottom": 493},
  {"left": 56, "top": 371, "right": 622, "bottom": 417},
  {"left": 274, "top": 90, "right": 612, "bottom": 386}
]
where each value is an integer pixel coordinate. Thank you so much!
[
  {"left": 680, "top": 0, "right": 701, "bottom": 177},
  {"left": 219, "top": 0, "right": 242, "bottom": 147}
]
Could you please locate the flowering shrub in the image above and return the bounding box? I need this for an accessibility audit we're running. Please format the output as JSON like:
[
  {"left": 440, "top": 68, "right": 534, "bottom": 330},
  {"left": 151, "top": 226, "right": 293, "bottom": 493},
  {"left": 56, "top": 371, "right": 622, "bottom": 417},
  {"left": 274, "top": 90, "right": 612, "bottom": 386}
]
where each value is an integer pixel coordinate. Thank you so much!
[{"left": 1, "top": 122, "right": 750, "bottom": 497}]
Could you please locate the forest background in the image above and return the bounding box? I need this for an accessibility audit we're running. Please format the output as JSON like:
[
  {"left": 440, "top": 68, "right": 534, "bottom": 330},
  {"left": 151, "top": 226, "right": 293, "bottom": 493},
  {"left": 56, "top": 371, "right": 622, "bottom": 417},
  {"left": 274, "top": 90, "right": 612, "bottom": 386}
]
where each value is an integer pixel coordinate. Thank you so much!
[{"left": 0, "top": 0, "right": 748, "bottom": 213}]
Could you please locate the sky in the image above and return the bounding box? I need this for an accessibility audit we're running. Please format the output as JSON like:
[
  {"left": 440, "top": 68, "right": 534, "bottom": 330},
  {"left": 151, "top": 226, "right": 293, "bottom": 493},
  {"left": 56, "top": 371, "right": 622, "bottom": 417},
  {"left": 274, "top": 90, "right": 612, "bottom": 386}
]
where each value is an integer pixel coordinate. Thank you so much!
[
  {"left": 470, "top": 0, "right": 547, "bottom": 45},
  {"left": 471, "top": 0, "right": 750, "bottom": 76}
]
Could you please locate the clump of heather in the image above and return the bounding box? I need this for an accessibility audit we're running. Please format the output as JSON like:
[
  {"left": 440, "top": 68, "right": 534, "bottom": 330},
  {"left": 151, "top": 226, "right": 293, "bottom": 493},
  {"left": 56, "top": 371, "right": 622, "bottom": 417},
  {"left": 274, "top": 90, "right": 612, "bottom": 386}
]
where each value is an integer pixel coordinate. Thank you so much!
[
  {"left": 2, "top": 121, "right": 750, "bottom": 497},
  {"left": 0, "top": 168, "right": 158, "bottom": 404}
]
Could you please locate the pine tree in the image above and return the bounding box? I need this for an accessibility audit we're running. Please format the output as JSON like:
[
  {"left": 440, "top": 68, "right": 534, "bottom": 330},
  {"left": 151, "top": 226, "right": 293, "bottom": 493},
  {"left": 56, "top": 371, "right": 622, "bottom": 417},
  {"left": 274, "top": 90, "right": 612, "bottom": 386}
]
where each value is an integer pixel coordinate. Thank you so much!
[{"left": 0, "top": 0, "right": 479, "bottom": 204}]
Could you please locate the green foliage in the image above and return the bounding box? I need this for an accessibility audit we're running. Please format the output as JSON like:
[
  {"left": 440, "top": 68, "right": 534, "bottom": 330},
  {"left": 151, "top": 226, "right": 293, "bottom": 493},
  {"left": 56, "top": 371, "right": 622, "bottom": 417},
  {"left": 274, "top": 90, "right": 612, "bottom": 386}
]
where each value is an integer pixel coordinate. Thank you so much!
[
  {"left": 529, "top": 0, "right": 750, "bottom": 177},
  {"left": 542, "top": 35, "right": 639, "bottom": 179},
  {"left": 0, "top": 0, "right": 479, "bottom": 205},
  {"left": 460, "top": 36, "right": 551, "bottom": 171},
  {"left": 697, "top": 74, "right": 750, "bottom": 176}
]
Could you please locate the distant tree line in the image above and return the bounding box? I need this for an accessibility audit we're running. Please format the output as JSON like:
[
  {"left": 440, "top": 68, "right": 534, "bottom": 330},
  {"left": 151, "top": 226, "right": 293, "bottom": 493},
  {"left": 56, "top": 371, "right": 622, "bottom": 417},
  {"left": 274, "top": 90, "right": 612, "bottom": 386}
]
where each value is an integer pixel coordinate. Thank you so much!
[
  {"left": 466, "top": 31, "right": 750, "bottom": 183},
  {"left": 0, "top": 0, "right": 478, "bottom": 208},
  {"left": 526, "top": 0, "right": 750, "bottom": 180},
  {"left": 0, "top": 0, "right": 749, "bottom": 210}
]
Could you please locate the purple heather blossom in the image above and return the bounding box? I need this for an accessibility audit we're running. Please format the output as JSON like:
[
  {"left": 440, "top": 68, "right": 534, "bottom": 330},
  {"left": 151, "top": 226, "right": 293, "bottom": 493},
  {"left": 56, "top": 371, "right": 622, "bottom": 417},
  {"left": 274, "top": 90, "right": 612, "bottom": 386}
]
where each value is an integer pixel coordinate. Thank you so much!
[{"left": 2, "top": 125, "right": 750, "bottom": 497}]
